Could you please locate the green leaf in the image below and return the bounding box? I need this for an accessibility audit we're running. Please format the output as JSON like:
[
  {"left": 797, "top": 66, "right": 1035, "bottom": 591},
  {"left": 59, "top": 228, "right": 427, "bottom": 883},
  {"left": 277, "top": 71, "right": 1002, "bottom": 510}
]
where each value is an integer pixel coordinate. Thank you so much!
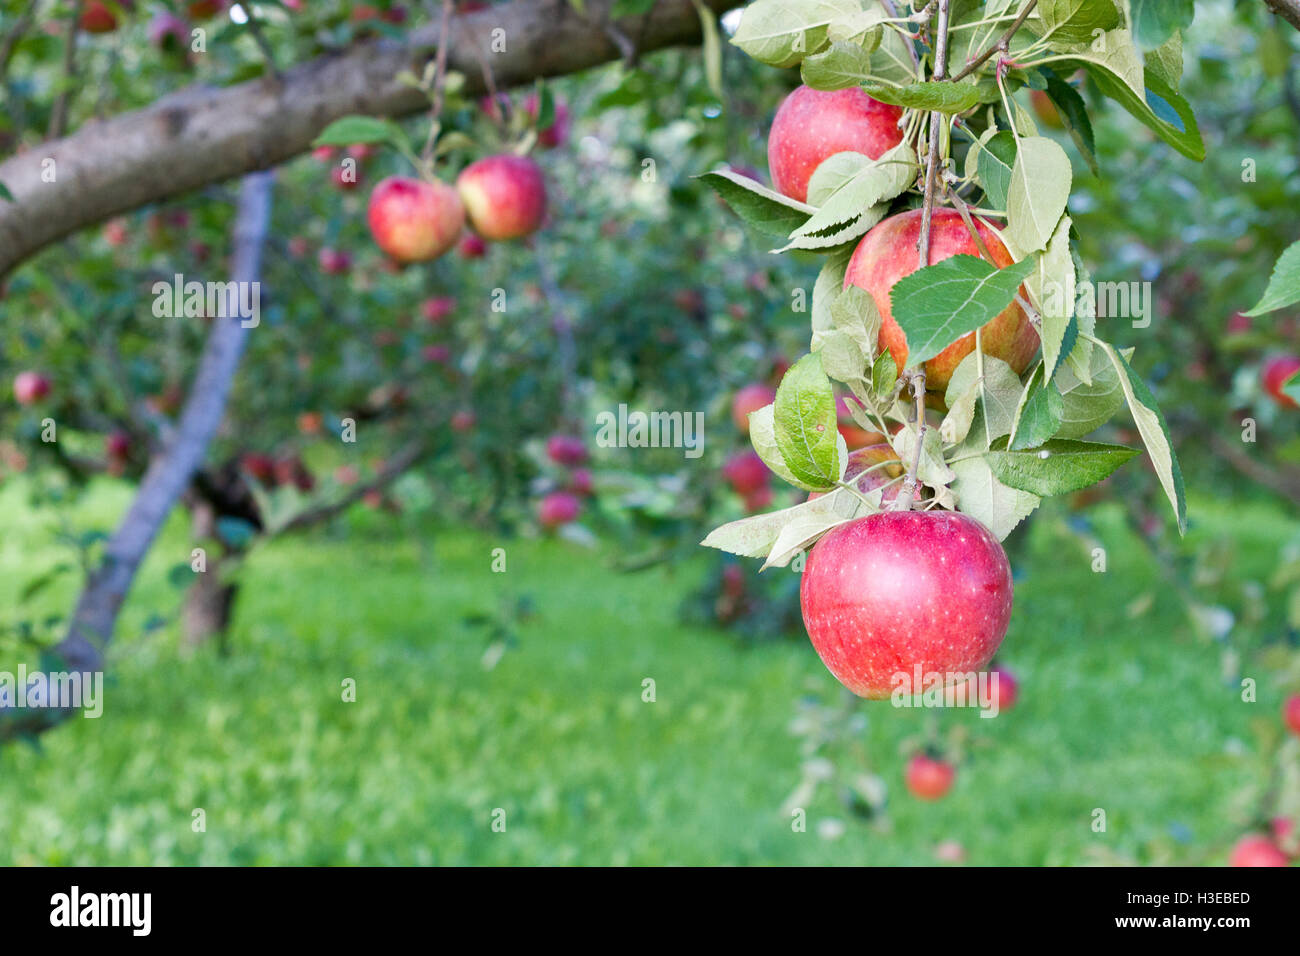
[
  {"left": 1035, "top": 0, "right": 1122, "bottom": 45},
  {"left": 1030, "top": 215, "right": 1075, "bottom": 381},
  {"left": 697, "top": 169, "right": 814, "bottom": 238},
  {"left": 950, "top": 456, "right": 1041, "bottom": 541},
  {"left": 1097, "top": 341, "right": 1187, "bottom": 532},
  {"left": 0, "top": 181, "right": 13, "bottom": 203},
  {"left": 861, "top": 79, "right": 1000, "bottom": 114},
  {"left": 730, "top": 0, "right": 862, "bottom": 68},
  {"left": 975, "top": 130, "right": 1017, "bottom": 211},
  {"left": 773, "top": 353, "right": 844, "bottom": 489},
  {"left": 810, "top": 248, "right": 855, "bottom": 350},
  {"left": 871, "top": 350, "right": 897, "bottom": 400},
  {"left": 1054, "top": 344, "right": 1125, "bottom": 438},
  {"left": 313, "top": 115, "right": 408, "bottom": 152},
  {"left": 816, "top": 330, "right": 867, "bottom": 384},
  {"left": 748, "top": 405, "right": 823, "bottom": 492},
  {"left": 1042, "top": 68, "right": 1098, "bottom": 175},
  {"left": 1005, "top": 136, "right": 1072, "bottom": 255},
  {"left": 947, "top": 353, "right": 1025, "bottom": 448},
  {"left": 1008, "top": 369, "right": 1065, "bottom": 450},
  {"left": 889, "top": 255, "right": 1037, "bottom": 367},
  {"left": 692, "top": 0, "right": 725, "bottom": 101},
  {"left": 700, "top": 485, "right": 864, "bottom": 558},
  {"left": 761, "top": 510, "right": 855, "bottom": 570},
  {"left": 781, "top": 143, "right": 917, "bottom": 252},
  {"left": 1244, "top": 240, "right": 1300, "bottom": 317},
  {"left": 1129, "top": 0, "right": 1193, "bottom": 51},
  {"left": 1048, "top": 33, "right": 1204, "bottom": 161},
  {"left": 1144, "top": 31, "right": 1184, "bottom": 90},
  {"left": 828, "top": 283, "right": 881, "bottom": 360},
  {"left": 985, "top": 438, "right": 1138, "bottom": 496},
  {"left": 801, "top": 40, "right": 873, "bottom": 91}
]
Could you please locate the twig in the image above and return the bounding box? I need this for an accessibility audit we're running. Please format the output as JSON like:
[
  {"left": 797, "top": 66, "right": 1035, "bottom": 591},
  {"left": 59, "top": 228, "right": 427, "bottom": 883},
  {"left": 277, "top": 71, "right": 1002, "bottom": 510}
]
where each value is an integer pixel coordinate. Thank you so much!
[
  {"left": 895, "top": 371, "right": 928, "bottom": 511},
  {"left": 244, "top": 5, "right": 282, "bottom": 80},
  {"left": 276, "top": 439, "right": 433, "bottom": 533},
  {"left": 1263, "top": 0, "right": 1300, "bottom": 32},
  {"left": 47, "top": 0, "right": 83, "bottom": 140},
  {"left": 949, "top": 0, "right": 1037, "bottom": 82},
  {"left": 421, "top": 0, "right": 456, "bottom": 165},
  {"left": 0, "top": 0, "right": 39, "bottom": 81},
  {"left": 916, "top": 0, "right": 951, "bottom": 269}
]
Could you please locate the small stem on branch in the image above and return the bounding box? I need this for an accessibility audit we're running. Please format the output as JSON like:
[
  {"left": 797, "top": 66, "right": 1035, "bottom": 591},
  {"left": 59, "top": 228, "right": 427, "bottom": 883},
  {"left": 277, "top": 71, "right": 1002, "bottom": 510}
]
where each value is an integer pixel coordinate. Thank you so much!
[
  {"left": 896, "top": 370, "right": 928, "bottom": 511},
  {"left": 948, "top": 0, "right": 1037, "bottom": 82}
]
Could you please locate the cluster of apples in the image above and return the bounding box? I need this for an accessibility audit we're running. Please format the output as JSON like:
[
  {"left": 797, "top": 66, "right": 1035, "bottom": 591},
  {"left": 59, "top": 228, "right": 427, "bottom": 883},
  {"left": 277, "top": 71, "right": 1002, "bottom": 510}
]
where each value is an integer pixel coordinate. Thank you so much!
[
  {"left": 538, "top": 435, "right": 592, "bottom": 530},
  {"left": 1230, "top": 693, "right": 1300, "bottom": 866},
  {"left": 722, "top": 86, "right": 1025, "bottom": 704},
  {"left": 240, "top": 451, "right": 315, "bottom": 493}
]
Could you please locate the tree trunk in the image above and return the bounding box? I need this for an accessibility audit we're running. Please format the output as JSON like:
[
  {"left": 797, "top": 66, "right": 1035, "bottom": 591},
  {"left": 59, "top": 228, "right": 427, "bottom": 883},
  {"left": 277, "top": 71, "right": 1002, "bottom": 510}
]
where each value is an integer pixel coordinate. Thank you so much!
[{"left": 182, "top": 572, "right": 239, "bottom": 655}]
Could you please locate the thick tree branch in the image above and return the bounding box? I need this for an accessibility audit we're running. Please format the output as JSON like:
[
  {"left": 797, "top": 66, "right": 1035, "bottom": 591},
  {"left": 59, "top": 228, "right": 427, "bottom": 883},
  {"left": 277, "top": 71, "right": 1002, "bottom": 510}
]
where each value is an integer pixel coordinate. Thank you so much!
[
  {"left": 1263, "top": 0, "right": 1300, "bottom": 32},
  {"left": 0, "top": 0, "right": 736, "bottom": 278},
  {"left": 0, "top": 171, "right": 274, "bottom": 742}
]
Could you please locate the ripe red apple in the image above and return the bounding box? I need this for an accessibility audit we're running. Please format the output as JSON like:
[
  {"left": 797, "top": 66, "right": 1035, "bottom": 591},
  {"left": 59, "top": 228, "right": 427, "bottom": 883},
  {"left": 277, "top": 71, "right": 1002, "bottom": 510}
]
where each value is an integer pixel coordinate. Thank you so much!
[
  {"left": 103, "top": 218, "right": 129, "bottom": 247},
  {"left": 317, "top": 247, "right": 352, "bottom": 275},
  {"left": 731, "top": 383, "right": 776, "bottom": 433},
  {"left": 458, "top": 233, "right": 488, "bottom": 259},
  {"left": 313, "top": 146, "right": 336, "bottom": 163},
  {"left": 422, "top": 344, "right": 451, "bottom": 363},
  {"left": 1271, "top": 817, "right": 1298, "bottom": 857},
  {"left": 767, "top": 85, "right": 904, "bottom": 203},
  {"left": 1229, "top": 834, "right": 1289, "bottom": 867},
  {"left": 456, "top": 155, "right": 547, "bottom": 241},
  {"left": 287, "top": 236, "right": 309, "bottom": 258},
  {"left": 13, "top": 371, "right": 51, "bottom": 405},
  {"left": 1284, "top": 693, "right": 1300, "bottom": 736},
  {"left": 240, "top": 452, "right": 276, "bottom": 485},
  {"left": 743, "top": 485, "right": 774, "bottom": 513},
  {"left": 186, "top": 0, "right": 225, "bottom": 19},
  {"left": 332, "top": 164, "right": 362, "bottom": 191},
  {"left": 539, "top": 490, "right": 581, "bottom": 528},
  {"left": 149, "top": 11, "right": 189, "bottom": 52},
  {"left": 105, "top": 430, "right": 131, "bottom": 459},
  {"left": 450, "top": 409, "right": 476, "bottom": 433},
  {"left": 421, "top": 296, "right": 456, "bottom": 324},
  {"left": 722, "top": 450, "right": 768, "bottom": 496},
  {"left": 1226, "top": 312, "right": 1252, "bottom": 335},
  {"left": 905, "top": 755, "right": 955, "bottom": 801},
  {"left": 335, "top": 464, "right": 360, "bottom": 486},
  {"left": 846, "top": 208, "right": 1038, "bottom": 393},
  {"left": 1262, "top": 356, "right": 1300, "bottom": 410},
  {"left": 800, "top": 510, "right": 1013, "bottom": 699},
  {"left": 523, "top": 92, "right": 571, "bottom": 149},
  {"left": 988, "top": 665, "right": 1019, "bottom": 711},
  {"left": 297, "top": 412, "right": 323, "bottom": 436},
  {"left": 81, "top": 0, "right": 132, "bottom": 33},
  {"left": 367, "top": 176, "right": 464, "bottom": 263},
  {"left": 546, "top": 435, "right": 588, "bottom": 467}
]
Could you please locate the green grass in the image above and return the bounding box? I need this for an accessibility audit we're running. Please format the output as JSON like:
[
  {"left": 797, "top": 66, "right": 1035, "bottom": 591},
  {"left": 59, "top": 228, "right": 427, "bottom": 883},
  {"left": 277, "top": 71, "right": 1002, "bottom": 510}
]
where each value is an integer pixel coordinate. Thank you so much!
[{"left": 0, "top": 479, "right": 1296, "bottom": 865}]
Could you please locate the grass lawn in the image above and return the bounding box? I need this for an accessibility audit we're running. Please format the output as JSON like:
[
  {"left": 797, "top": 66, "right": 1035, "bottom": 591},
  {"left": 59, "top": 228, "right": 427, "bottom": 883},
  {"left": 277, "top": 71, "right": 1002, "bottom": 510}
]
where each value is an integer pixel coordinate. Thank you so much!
[{"left": 0, "top": 479, "right": 1295, "bottom": 865}]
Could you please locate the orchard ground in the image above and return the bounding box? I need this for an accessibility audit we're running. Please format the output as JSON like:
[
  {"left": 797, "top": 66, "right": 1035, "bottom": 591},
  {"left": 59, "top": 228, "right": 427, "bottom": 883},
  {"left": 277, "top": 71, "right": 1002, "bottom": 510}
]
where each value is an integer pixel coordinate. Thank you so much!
[{"left": 0, "top": 477, "right": 1293, "bottom": 866}]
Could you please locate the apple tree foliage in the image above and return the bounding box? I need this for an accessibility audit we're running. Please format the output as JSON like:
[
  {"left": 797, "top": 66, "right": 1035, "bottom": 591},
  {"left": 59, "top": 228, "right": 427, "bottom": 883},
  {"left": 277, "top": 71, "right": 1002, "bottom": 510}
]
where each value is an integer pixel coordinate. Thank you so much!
[{"left": 701, "top": 0, "right": 1199, "bottom": 573}]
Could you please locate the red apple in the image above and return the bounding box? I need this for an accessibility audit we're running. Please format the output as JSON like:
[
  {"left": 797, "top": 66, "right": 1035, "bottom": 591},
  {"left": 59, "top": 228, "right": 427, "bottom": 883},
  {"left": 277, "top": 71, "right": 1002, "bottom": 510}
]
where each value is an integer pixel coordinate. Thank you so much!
[
  {"left": 367, "top": 176, "right": 464, "bottom": 263},
  {"left": 905, "top": 755, "right": 955, "bottom": 801},
  {"left": 186, "top": 0, "right": 225, "bottom": 19},
  {"left": 317, "top": 247, "right": 352, "bottom": 275},
  {"left": 298, "top": 412, "right": 323, "bottom": 436},
  {"left": 539, "top": 490, "right": 581, "bottom": 528},
  {"left": 523, "top": 92, "right": 571, "bottom": 149},
  {"left": 458, "top": 233, "right": 488, "bottom": 259},
  {"left": 1284, "top": 693, "right": 1300, "bottom": 736},
  {"left": 767, "top": 85, "right": 904, "bottom": 203},
  {"left": 743, "top": 485, "right": 774, "bottom": 513},
  {"left": 312, "top": 146, "right": 337, "bottom": 162},
  {"left": 722, "top": 450, "right": 768, "bottom": 496},
  {"left": 287, "top": 236, "right": 309, "bottom": 259},
  {"left": 105, "top": 430, "right": 131, "bottom": 459},
  {"left": 12, "top": 371, "right": 51, "bottom": 405},
  {"left": 335, "top": 465, "right": 360, "bottom": 486},
  {"left": 332, "top": 164, "right": 362, "bottom": 191},
  {"left": 421, "top": 296, "right": 456, "bottom": 324},
  {"left": 149, "top": 11, "right": 189, "bottom": 51},
  {"left": 1271, "top": 817, "right": 1298, "bottom": 858},
  {"left": 81, "top": 0, "right": 131, "bottom": 33},
  {"left": 846, "top": 208, "right": 1038, "bottom": 393},
  {"left": 546, "top": 435, "right": 587, "bottom": 467},
  {"left": 103, "top": 218, "right": 129, "bottom": 247},
  {"left": 1229, "top": 834, "right": 1289, "bottom": 867},
  {"left": 240, "top": 452, "right": 276, "bottom": 485},
  {"left": 1226, "top": 312, "right": 1252, "bottom": 335},
  {"left": 450, "top": 409, "right": 476, "bottom": 433},
  {"left": 456, "top": 154, "right": 547, "bottom": 241},
  {"left": 800, "top": 510, "right": 1013, "bottom": 699},
  {"left": 988, "top": 665, "right": 1019, "bottom": 711},
  {"left": 1262, "top": 356, "right": 1300, "bottom": 410},
  {"left": 731, "top": 383, "right": 777, "bottom": 433},
  {"left": 422, "top": 344, "right": 451, "bottom": 363}
]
